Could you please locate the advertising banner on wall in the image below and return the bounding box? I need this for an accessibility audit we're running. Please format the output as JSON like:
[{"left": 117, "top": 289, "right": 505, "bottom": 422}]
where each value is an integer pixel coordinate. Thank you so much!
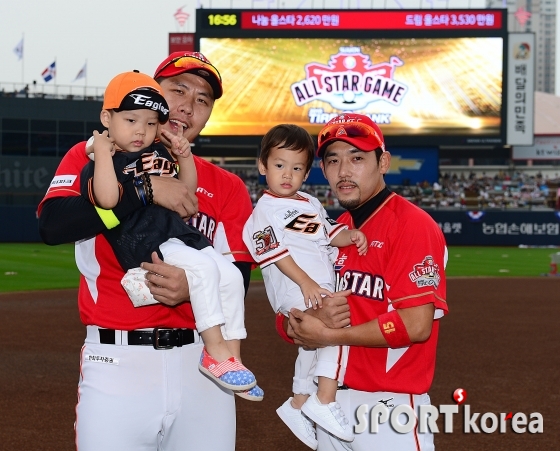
[
  {"left": 506, "top": 33, "right": 535, "bottom": 146},
  {"left": 429, "top": 210, "right": 560, "bottom": 246},
  {"left": 325, "top": 209, "right": 560, "bottom": 246},
  {"left": 169, "top": 33, "right": 195, "bottom": 54},
  {"left": 512, "top": 136, "right": 560, "bottom": 160}
]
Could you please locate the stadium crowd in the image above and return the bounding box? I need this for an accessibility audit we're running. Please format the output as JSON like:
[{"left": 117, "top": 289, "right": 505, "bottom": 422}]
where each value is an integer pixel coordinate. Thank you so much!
[{"left": 226, "top": 166, "right": 560, "bottom": 211}]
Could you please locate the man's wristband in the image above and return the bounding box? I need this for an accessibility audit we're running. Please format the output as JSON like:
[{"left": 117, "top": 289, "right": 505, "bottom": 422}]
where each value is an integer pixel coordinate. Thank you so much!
[
  {"left": 143, "top": 173, "right": 154, "bottom": 205},
  {"left": 133, "top": 175, "right": 148, "bottom": 206},
  {"left": 275, "top": 313, "right": 295, "bottom": 345},
  {"left": 377, "top": 310, "right": 412, "bottom": 348}
]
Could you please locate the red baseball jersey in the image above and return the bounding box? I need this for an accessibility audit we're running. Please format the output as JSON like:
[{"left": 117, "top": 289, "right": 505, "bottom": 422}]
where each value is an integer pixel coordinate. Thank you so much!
[
  {"left": 38, "top": 141, "right": 253, "bottom": 330},
  {"left": 335, "top": 192, "right": 448, "bottom": 394}
]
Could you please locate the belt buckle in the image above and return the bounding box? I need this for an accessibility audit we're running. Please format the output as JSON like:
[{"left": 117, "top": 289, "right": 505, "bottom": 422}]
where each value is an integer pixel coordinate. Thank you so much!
[{"left": 152, "top": 328, "right": 174, "bottom": 350}]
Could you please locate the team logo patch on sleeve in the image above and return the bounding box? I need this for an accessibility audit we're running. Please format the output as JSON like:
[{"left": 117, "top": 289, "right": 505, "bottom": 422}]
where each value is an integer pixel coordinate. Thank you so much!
[
  {"left": 252, "top": 226, "right": 280, "bottom": 256},
  {"left": 409, "top": 255, "right": 441, "bottom": 288}
]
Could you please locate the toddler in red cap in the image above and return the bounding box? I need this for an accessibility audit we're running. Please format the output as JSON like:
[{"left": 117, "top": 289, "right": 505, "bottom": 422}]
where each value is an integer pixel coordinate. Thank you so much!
[{"left": 80, "top": 70, "right": 260, "bottom": 396}]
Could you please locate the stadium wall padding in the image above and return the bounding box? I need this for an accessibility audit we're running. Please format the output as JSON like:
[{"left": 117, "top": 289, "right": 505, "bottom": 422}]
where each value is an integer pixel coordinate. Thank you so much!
[
  {"left": 0, "top": 206, "right": 41, "bottom": 242},
  {"left": 327, "top": 209, "right": 560, "bottom": 246},
  {"left": 1, "top": 207, "right": 559, "bottom": 245}
]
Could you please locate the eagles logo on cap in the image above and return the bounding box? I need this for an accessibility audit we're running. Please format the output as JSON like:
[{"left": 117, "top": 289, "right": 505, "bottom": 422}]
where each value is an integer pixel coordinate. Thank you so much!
[{"left": 103, "top": 71, "right": 169, "bottom": 123}]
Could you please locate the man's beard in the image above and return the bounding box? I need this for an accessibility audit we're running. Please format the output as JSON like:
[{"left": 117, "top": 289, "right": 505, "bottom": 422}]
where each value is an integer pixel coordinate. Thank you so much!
[
  {"left": 335, "top": 182, "right": 361, "bottom": 210},
  {"left": 338, "top": 196, "right": 361, "bottom": 210}
]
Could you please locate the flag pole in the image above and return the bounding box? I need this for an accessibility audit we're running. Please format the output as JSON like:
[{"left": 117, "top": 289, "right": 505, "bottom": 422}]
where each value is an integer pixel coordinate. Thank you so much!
[
  {"left": 85, "top": 59, "right": 88, "bottom": 97},
  {"left": 21, "top": 34, "right": 24, "bottom": 84},
  {"left": 54, "top": 57, "right": 57, "bottom": 97}
]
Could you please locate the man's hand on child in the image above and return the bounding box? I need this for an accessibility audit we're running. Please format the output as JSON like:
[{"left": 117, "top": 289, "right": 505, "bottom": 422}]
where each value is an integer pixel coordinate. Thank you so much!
[
  {"left": 91, "top": 130, "right": 115, "bottom": 156},
  {"left": 300, "top": 280, "right": 333, "bottom": 310},
  {"left": 351, "top": 230, "right": 368, "bottom": 256},
  {"left": 161, "top": 128, "right": 191, "bottom": 159}
]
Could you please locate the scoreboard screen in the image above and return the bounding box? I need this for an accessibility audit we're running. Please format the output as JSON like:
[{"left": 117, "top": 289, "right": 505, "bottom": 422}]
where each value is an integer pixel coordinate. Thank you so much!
[{"left": 195, "top": 9, "right": 508, "bottom": 147}]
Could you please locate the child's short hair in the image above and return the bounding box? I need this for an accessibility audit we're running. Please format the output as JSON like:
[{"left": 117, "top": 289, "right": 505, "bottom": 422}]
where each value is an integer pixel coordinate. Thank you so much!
[{"left": 260, "top": 124, "right": 315, "bottom": 173}]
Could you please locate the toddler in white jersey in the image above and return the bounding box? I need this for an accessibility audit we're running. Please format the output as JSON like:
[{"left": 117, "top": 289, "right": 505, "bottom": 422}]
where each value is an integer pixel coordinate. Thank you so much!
[{"left": 243, "top": 124, "right": 368, "bottom": 448}]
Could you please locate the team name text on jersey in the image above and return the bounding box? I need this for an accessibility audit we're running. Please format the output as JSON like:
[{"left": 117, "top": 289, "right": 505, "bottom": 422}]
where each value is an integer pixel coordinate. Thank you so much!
[{"left": 335, "top": 270, "right": 385, "bottom": 301}]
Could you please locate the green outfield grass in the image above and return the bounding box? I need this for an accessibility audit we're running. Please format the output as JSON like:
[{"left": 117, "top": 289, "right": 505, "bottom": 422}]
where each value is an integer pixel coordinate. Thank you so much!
[
  {"left": 0, "top": 243, "right": 558, "bottom": 292},
  {"left": 445, "top": 246, "right": 557, "bottom": 277},
  {"left": 0, "top": 243, "right": 78, "bottom": 292}
]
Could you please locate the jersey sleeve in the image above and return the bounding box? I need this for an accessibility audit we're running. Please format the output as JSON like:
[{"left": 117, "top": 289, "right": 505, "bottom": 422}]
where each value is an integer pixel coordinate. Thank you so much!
[
  {"left": 387, "top": 210, "right": 448, "bottom": 315},
  {"left": 37, "top": 141, "right": 143, "bottom": 244},
  {"left": 315, "top": 198, "right": 348, "bottom": 241},
  {"left": 210, "top": 168, "right": 255, "bottom": 264},
  {"left": 80, "top": 154, "right": 130, "bottom": 208},
  {"left": 80, "top": 161, "right": 96, "bottom": 204},
  {"left": 242, "top": 199, "right": 290, "bottom": 268},
  {"left": 37, "top": 141, "right": 89, "bottom": 215}
]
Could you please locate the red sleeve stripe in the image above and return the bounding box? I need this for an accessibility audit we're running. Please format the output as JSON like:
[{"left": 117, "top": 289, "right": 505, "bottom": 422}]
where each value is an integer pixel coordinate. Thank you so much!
[
  {"left": 87, "top": 179, "right": 122, "bottom": 207},
  {"left": 43, "top": 187, "right": 81, "bottom": 197},
  {"left": 259, "top": 249, "right": 289, "bottom": 268},
  {"left": 390, "top": 291, "right": 447, "bottom": 305},
  {"left": 87, "top": 177, "right": 96, "bottom": 206},
  {"left": 328, "top": 223, "right": 347, "bottom": 238}
]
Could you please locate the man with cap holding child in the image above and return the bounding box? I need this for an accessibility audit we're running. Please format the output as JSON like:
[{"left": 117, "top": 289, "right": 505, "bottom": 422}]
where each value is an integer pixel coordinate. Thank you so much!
[{"left": 38, "top": 52, "right": 254, "bottom": 451}]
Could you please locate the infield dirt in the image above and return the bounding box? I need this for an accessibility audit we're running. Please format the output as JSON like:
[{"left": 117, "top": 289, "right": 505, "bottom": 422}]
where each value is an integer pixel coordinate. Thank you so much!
[{"left": 0, "top": 278, "right": 558, "bottom": 450}]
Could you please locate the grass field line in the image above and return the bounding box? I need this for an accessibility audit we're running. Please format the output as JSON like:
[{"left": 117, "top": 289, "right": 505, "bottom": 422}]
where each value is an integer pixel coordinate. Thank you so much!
[{"left": 1, "top": 243, "right": 559, "bottom": 292}]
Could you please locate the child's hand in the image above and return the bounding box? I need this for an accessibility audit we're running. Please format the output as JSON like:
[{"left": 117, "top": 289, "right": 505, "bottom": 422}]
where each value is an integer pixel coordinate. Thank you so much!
[
  {"left": 161, "top": 128, "right": 191, "bottom": 159},
  {"left": 91, "top": 130, "right": 115, "bottom": 157},
  {"left": 300, "top": 280, "right": 333, "bottom": 310},
  {"left": 351, "top": 230, "right": 368, "bottom": 256}
]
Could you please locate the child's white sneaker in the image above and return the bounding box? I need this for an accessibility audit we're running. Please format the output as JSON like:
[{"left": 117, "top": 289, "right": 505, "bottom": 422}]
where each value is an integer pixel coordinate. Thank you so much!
[
  {"left": 276, "top": 398, "right": 318, "bottom": 450},
  {"left": 301, "top": 392, "right": 354, "bottom": 442}
]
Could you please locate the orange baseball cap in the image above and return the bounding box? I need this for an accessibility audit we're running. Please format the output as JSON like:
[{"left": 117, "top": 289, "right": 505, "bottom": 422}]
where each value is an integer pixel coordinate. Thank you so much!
[
  {"left": 153, "top": 51, "right": 223, "bottom": 99},
  {"left": 103, "top": 71, "right": 169, "bottom": 122}
]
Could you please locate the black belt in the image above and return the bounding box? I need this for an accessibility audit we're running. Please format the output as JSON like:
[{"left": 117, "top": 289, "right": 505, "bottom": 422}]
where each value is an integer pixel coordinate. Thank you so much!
[{"left": 99, "top": 327, "right": 195, "bottom": 350}]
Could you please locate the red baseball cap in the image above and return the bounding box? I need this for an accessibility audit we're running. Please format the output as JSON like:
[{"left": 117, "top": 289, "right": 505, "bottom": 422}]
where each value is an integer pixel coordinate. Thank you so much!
[
  {"left": 153, "top": 51, "right": 223, "bottom": 99},
  {"left": 316, "top": 113, "right": 385, "bottom": 158}
]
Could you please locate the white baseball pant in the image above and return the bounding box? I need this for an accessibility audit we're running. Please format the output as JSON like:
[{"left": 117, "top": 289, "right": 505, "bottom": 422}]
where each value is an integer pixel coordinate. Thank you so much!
[
  {"left": 293, "top": 345, "right": 349, "bottom": 395},
  {"left": 279, "top": 286, "right": 348, "bottom": 396},
  {"left": 316, "top": 390, "right": 435, "bottom": 451},
  {"left": 122, "top": 238, "right": 247, "bottom": 340},
  {"left": 76, "top": 326, "right": 236, "bottom": 451}
]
